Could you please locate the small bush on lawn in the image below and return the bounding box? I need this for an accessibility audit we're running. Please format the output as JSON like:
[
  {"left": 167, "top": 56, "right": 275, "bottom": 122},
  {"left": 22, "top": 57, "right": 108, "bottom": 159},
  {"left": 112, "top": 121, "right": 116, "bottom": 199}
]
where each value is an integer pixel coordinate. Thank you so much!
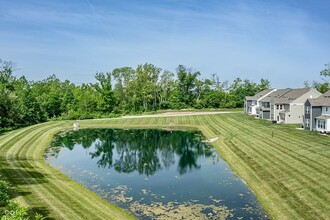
[
  {"left": 1, "top": 200, "right": 29, "bottom": 220},
  {"left": 0, "top": 180, "right": 10, "bottom": 207},
  {"left": 0, "top": 180, "right": 45, "bottom": 220}
]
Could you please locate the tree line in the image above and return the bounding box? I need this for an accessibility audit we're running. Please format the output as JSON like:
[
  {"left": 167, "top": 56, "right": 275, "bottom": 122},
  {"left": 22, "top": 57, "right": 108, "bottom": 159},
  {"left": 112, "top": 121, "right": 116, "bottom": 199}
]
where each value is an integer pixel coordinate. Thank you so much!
[{"left": 1, "top": 59, "right": 272, "bottom": 130}]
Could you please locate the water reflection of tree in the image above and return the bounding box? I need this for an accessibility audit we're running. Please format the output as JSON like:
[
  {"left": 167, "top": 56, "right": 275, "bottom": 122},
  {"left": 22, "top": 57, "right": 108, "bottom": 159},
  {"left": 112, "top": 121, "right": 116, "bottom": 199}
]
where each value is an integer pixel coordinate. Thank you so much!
[
  {"left": 51, "top": 129, "right": 214, "bottom": 176},
  {"left": 52, "top": 129, "right": 98, "bottom": 150},
  {"left": 90, "top": 130, "right": 115, "bottom": 168},
  {"left": 111, "top": 130, "right": 162, "bottom": 176}
]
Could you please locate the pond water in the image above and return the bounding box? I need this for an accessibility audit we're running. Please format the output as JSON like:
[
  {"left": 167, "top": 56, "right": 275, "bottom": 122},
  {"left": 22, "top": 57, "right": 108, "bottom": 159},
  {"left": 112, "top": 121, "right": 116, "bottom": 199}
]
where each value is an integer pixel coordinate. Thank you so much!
[{"left": 45, "top": 129, "right": 268, "bottom": 220}]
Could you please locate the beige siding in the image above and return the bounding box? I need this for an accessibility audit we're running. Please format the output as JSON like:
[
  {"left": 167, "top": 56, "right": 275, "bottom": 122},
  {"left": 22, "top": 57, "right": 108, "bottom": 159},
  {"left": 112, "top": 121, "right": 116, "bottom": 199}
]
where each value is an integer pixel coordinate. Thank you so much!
[
  {"left": 286, "top": 104, "right": 304, "bottom": 124},
  {"left": 271, "top": 104, "right": 288, "bottom": 122},
  {"left": 272, "top": 104, "right": 283, "bottom": 121},
  {"left": 292, "top": 90, "right": 322, "bottom": 104},
  {"left": 272, "top": 89, "right": 322, "bottom": 124}
]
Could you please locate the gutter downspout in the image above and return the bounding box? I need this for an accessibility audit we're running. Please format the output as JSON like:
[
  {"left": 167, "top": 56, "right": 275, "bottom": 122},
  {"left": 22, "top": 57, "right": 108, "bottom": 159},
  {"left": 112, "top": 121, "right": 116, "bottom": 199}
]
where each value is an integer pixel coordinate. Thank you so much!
[
  {"left": 310, "top": 104, "right": 312, "bottom": 131},
  {"left": 272, "top": 102, "right": 274, "bottom": 121},
  {"left": 244, "top": 99, "right": 246, "bottom": 113},
  {"left": 288, "top": 104, "right": 291, "bottom": 124}
]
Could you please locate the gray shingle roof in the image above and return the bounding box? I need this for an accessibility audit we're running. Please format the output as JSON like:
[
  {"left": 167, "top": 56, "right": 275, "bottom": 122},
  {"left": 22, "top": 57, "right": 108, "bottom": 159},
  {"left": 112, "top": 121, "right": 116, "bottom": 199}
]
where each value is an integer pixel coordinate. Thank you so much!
[
  {"left": 259, "top": 88, "right": 291, "bottom": 102},
  {"left": 315, "top": 115, "right": 330, "bottom": 120},
  {"left": 323, "top": 90, "right": 330, "bottom": 97},
  {"left": 307, "top": 91, "right": 330, "bottom": 106},
  {"left": 272, "top": 88, "right": 315, "bottom": 104},
  {"left": 260, "top": 107, "right": 270, "bottom": 111},
  {"left": 245, "top": 89, "right": 274, "bottom": 101}
]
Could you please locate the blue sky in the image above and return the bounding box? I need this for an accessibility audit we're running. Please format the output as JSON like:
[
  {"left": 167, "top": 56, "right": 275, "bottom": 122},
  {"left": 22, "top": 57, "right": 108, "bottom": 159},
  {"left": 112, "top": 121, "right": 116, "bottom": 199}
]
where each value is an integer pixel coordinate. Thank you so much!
[{"left": 1, "top": 0, "right": 330, "bottom": 87}]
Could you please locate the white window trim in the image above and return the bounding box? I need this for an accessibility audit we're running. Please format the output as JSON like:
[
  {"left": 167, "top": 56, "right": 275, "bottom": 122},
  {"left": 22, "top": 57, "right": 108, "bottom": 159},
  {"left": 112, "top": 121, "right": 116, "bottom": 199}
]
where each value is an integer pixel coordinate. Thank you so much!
[
  {"left": 305, "top": 118, "right": 310, "bottom": 127},
  {"left": 305, "top": 106, "right": 310, "bottom": 114}
]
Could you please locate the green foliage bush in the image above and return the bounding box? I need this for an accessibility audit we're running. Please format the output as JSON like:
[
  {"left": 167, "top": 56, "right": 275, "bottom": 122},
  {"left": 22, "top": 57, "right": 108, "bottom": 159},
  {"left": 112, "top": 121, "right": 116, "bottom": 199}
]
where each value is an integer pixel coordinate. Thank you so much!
[
  {"left": 0, "top": 181, "right": 10, "bottom": 207},
  {"left": 194, "top": 100, "right": 206, "bottom": 109},
  {"left": 159, "top": 101, "right": 171, "bottom": 110},
  {"left": 34, "top": 213, "right": 45, "bottom": 220},
  {"left": 0, "top": 180, "right": 44, "bottom": 220},
  {"left": 1, "top": 201, "right": 29, "bottom": 220}
]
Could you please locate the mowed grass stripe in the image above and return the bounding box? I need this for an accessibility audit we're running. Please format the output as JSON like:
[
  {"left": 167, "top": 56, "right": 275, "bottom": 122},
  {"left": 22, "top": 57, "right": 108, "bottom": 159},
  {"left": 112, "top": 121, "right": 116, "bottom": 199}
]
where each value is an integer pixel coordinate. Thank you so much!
[
  {"left": 1, "top": 113, "right": 329, "bottom": 219},
  {"left": 229, "top": 132, "right": 328, "bottom": 218},
  {"left": 0, "top": 122, "right": 48, "bottom": 141},
  {"left": 1, "top": 122, "right": 133, "bottom": 220},
  {"left": 219, "top": 115, "right": 330, "bottom": 194},
  {"left": 202, "top": 116, "right": 292, "bottom": 218},
  {"left": 225, "top": 115, "right": 330, "bottom": 175},
  {"left": 10, "top": 124, "right": 60, "bottom": 160},
  {"left": 7, "top": 124, "right": 93, "bottom": 219},
  {"left": 24, "top": 125, "right": 133, "bottom": 220},
  {"left": 3, "top": 125, "right": 80, "bottom": 219},
  {"left": 224, "top": 138, "right": 300, "bottom": 219},
  {"left": 244, "top": 117, "right": 330, "bottom": 159},
  {"left": 216, "top": 114, "right": 330, "bottom": 218},
  {"left": 231, "top": 135, "right": 328, "bottom": 219},
  {"left": 218, "top": 115, "right": 330, "bottom": 173},
  {"left": 202, "top": 115, "right": 326, "bottom": 218},
  {"left": 210, "top": 116, "right": 297, "bottom": 219},
  {"left": 0, "top": 123, "right": 50, "bottom": 153}
]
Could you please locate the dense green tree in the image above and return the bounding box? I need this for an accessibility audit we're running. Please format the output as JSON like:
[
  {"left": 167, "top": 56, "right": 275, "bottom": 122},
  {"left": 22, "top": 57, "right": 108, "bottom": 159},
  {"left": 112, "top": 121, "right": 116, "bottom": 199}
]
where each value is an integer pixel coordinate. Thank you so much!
[
  {"left": 73, "top": 84, "right": 98, "bottom": 117},
  {"left": 211, "top": 74, "right": 229, "bottom": 92},
  {"left": 313, "top": 81, "right": 329, "bottom": 94},
  {"left": 303, "top": 63, "right": 330, "bottom": 93},
  {"left": 0, "top": 60, "right": 16, "bottom": 128},
  {"left": 176, "top": 65, "right": 200, "bottom": 107},
  {"left": 60, "top": 80, "right": 76, "bottom": 113},
  {"left": 112, "top": 67, "right": 135, "bottom": 112},
  {"left": 228, "top": 78, "right": 270, "bottom": 107},
  {"left": 159, "top": 70, "right": 175, "bottom": 109},
  {"left": 0, "top": 60, "right": 45, "bottom": 128},
  {"left": 0, "top": 59, "right": 15, "bottom": 84},
  {"left": 94, "top": 72, "right": 114, "bottom": 113},
  {"left": 11, "top": 77, "right": 45, "bottom": 126},
  {"left": 135, "top": 63, "right": 161, "bottom": 111},
  {"left": 32, "top": 75, "right": 63, "bottom": 118},
  {"left": 320, "top": 63, "right": 330, "bottom": 78},
  {"left": 0, "top": 58, "right": 273, "bottom": 130},
  {"left": 258, "top": 78, "right": 271, "bottom": 91}
]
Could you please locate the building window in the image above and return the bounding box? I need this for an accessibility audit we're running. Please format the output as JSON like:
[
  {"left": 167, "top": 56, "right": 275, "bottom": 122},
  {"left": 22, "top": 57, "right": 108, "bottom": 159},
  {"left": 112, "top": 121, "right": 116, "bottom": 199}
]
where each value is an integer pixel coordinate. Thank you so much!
[
  {"left": 305, "top": 106, "right": 310, "bottom": 114},
  {"left": 318, "top": 120, "right": 326, "bottom": 129},
  {"left": 276, "top": 105, "right": 279, "bottom": 110},
  {"left": 305, "top": 119, "right": 310, "bottom": 127},
  {"left": 280, "top": 105, "right": 283, "bottom": 110},
  {"left": 326, "top": 107, "right": 329, "bottom": 111}
]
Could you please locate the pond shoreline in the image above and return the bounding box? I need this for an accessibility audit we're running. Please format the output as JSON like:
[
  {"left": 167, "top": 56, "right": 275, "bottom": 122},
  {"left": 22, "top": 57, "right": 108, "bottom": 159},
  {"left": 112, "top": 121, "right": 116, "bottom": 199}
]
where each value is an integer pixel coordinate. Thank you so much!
[
  {"left": 46, "top": 128, "right": 267, "bottom": 219},
  {"left": 1, "top": 113, "right": 328, "bottom": 219}
]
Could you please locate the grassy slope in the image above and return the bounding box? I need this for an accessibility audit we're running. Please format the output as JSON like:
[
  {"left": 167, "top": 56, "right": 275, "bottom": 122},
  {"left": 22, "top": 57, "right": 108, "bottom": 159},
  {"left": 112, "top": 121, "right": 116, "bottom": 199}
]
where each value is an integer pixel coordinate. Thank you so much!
[{"left": 0, "top": 113, "right": 329, "bottom": 219}]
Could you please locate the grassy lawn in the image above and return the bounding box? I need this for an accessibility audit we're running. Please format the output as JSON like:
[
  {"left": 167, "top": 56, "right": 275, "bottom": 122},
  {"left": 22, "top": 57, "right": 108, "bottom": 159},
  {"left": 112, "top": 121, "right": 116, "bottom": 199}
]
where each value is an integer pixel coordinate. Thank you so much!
[{"left": 0, "top": 113, "right": 329, "bottom": 219}]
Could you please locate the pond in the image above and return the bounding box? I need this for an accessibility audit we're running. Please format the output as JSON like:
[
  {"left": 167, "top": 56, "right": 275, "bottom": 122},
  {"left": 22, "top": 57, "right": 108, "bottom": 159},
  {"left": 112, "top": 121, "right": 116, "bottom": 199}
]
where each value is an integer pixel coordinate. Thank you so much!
[{"left": 45, "top": 129, "right": 268, "bottom": 219}]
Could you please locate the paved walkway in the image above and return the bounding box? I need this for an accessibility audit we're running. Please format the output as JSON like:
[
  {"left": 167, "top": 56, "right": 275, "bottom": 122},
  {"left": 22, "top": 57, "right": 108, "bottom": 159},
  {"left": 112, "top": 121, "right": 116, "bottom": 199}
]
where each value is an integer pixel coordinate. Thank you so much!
[{"left": 121, "top": 111, "right": 239, "bottom": 119}]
